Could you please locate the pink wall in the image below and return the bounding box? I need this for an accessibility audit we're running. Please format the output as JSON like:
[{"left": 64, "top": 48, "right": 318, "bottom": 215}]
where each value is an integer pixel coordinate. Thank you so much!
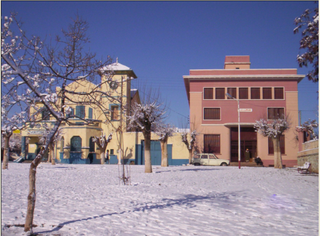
[
  {"left": 189, "top": 80, "right": 298, "bottom": 92},
  {"left": 189, "top": 69, "right": 298, "bottom": 76}
]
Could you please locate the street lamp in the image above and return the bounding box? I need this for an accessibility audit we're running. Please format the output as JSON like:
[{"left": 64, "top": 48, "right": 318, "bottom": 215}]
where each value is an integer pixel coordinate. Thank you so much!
[{"left": 226, "top": 93, "right": 241, "bottom": 169}]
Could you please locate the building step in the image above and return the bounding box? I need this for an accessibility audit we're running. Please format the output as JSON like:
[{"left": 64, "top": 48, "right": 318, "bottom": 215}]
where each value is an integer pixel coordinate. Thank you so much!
[{"left": 230, "top": 162, "right": 264, "bottom": 167}]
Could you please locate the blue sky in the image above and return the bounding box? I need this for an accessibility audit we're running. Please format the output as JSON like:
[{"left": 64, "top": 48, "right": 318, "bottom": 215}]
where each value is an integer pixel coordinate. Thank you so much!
[{"left": 2, "top": 1, "right": 318, "bottom": 128}]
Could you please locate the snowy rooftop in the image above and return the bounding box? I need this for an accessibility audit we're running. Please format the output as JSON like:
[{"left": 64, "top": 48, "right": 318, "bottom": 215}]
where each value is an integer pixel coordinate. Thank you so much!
[{"left": 100, "top": 58, "right": 137, "bottom": 78}]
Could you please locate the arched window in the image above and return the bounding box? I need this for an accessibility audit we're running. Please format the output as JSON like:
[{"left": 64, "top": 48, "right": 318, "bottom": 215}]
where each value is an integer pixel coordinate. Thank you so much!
[
  {"left": 60, "top": 137, "right": 64, "bottom": 152},
  {"left": 71, "top": 136, "right": 82, "bottom": 152}
]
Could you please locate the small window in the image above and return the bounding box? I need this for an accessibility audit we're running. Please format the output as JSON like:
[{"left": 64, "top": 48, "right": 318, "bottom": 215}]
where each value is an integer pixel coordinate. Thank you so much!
[
  {"left": 215, "top": 88, "right": 225, "bottom": 99},
  {"left": 89, "top": 108, "right": 93, "bottom": 119},
  {"left": 60, "top": 137, "right": 64, "bottom": 152},
  {"left": 251, "top": 88, "right": 260, "bottom": 99},
  {"left": 201, "top": 155, "right": 208, "bottom": 159},
  {"left": 263, "top": 88, "right": 272, "bottom": 99},
  {"left": 194, "top": 154, "right": 200, "bottom": 159},
  {"left": 227, "top": 88, "right": 237, "bottom": 99},
  {"left": 208, "top": 154, "right": 215, "bottom": 159},
  {"left": 268, "top": 135, "right": 285, "bottom": 154},
  {"left": 204, "top": 108, "right": 220, "bottom": 120},
  {"left": 110, "top": 149, "right": 114, "bottom": 155},
  {"left": 204, "top": 88, "right": 213, "bottom": 99},
  {"left": 274, "top": 88, "right": 284, "bottom": 99},
  {"left": 76, "top": 106, "right": 85, "bottom": 119},
  {"left": 111, "top": 105, "right": 119, "bottom": 120},
  {"left": 268, "top": 108, "right": 284, "bottom": 119},
  {"left": 239, "top": 88, "right": 248, "bottom": 99}
]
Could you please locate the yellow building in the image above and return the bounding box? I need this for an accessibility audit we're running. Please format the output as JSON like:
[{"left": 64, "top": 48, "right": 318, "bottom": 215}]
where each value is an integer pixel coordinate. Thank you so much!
[{"left": 21, "top": 60, "right": 190, "bottom": 165}]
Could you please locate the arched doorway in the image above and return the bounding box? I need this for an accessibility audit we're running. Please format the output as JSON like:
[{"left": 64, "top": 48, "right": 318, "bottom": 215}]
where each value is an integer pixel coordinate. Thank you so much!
[{"left": 70, "top": 136, "right": 82, "bottom": 163}]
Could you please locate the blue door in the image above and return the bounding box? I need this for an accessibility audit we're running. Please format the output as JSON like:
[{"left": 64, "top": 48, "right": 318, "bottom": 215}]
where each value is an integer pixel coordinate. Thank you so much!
[
  {"left": 140, "top": 141, "right": 162, "bottom": 165},
  {"left": 70, "top": 136, "right": 82, "bottom": 164}
]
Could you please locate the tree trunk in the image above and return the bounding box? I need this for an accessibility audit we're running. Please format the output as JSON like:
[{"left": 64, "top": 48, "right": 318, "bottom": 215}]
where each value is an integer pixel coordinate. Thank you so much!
[
  {"left": 100, "top": 151, "right": 105, "bottom": 164},
  {"left": 50, "top": 142, "right": 55, "bottom": 165},
  {"left": 160, "top": 139, "right": 168, "bottom": 167},
  {"left": 188, "top": 148, "right": 193, "bottom": 164},
  {"left": 144, "top": 131, "right": 152, "bottom": 173},
  {"left": 2, "top": 134, "right": 12, "bottom": 170},
  {"left": 24, "top": 149, "right": 44, "bottom": 232},
  {"left": 273, "top": 137, "right": 283, "bottom": 169}
]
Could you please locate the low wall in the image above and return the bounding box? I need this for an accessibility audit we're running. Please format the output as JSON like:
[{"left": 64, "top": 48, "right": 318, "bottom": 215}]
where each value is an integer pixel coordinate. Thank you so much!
[{"left": 297, "top": 140, "right": 319, "bottom": 173}]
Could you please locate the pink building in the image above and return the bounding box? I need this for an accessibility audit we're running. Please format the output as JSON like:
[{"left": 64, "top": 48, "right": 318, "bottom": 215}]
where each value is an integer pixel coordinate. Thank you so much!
[{"left": 183, "top": 56, "right": 304, "bottom": 167}]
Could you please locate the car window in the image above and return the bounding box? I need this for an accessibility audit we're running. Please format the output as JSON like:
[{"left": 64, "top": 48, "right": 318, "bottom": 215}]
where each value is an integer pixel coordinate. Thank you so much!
[
  {"left": 194, "top": 154, "right": 200, "bottom": 159},
  {"left": 209, "top": 155, "right": 215, "bottom": 159},
  {"left": 201, "top": 155, "right": 208, "bottom": 159}
]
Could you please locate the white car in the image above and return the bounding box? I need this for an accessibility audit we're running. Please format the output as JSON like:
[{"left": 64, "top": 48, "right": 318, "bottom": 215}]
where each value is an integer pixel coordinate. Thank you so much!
[{"left": 192, "top": 153, "right": 230, "bottom": 166}]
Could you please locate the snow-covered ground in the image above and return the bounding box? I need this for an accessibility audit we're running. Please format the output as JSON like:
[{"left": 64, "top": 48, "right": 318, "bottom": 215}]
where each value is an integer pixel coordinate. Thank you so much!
[{"left": 1, "top": 163, "right": 318, "bottom": 236}]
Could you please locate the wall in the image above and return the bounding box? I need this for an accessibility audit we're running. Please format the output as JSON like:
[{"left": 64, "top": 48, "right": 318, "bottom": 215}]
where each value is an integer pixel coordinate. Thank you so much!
[{"left": 297, "top": 140, "right": 318, "bottom": 173}]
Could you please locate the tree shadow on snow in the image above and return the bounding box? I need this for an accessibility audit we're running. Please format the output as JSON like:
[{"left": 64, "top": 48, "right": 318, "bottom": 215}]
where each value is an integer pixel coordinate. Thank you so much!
[
  {"left": 33, "top": 190, "right": 244, "bottom": 235},
  {"left": 155, "top": 167, "right": 222, "bottom": 173}
]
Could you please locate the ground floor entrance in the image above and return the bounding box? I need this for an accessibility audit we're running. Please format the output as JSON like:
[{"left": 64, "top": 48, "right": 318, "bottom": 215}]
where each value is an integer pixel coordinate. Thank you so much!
[{"left": 230, "top": 127, "right": 257, "bottom": 162}]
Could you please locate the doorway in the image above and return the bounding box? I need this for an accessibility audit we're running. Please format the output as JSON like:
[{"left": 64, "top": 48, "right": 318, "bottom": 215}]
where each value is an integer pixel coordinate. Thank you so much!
[{"left": 230, "top": 127, "right": 257, "bottom": 162}]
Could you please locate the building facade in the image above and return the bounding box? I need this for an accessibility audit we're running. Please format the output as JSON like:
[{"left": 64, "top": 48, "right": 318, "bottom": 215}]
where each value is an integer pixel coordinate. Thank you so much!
[
  {"left": 183, "top": 56, "right": 304, "bottom": 167},
  {"left": 21, "top": 60, "right": 190, "bottom": 165}
]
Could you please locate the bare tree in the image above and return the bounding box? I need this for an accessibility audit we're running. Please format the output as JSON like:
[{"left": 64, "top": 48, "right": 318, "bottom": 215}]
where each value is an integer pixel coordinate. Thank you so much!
[
  {"left": 181, "top": 130, "right": 197, "bottom": 164},
  {"left": 296, "top": 119, "right": 318, "bottom": 140},
  {"left": 127, "top": 90, "right": 166, "bottom": 173},
  {"left": 156, "top": 124, "right": 175, "bottom": 167},
  {"left": 2, "top": 13, "right": 115, "bottom": 233},
  {"left": 294, "top": 5, "right": 318, "bottom": 82},
  {"left": 254, "top": 117, "right": 289, "bottom": 169},
  {"left": 93, "top": 133, "right": 112, "bottom": 164}
]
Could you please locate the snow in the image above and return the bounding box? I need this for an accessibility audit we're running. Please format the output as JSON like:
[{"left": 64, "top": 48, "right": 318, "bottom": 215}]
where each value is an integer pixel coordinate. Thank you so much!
[{"left": 2, "top": 163, "right": 318, "bottom": 236}]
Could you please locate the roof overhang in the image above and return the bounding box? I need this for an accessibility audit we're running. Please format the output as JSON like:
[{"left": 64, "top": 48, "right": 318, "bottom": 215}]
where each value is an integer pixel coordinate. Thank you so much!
[{"left": 183, "top": 74, "right": 305, "bottom": 82}]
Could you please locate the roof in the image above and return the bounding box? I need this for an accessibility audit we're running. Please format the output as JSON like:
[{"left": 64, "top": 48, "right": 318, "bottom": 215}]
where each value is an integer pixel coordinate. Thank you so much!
[
  {"left": 130, "top": 89, "right": 138, "bottom": 99},
  {"left": 100, "top": 58, "right": 137, "bottom": 78}
]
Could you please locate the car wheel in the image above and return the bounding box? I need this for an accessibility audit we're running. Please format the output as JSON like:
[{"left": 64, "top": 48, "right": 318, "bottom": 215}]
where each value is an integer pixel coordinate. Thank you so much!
[{"left": 221, "top": 163, "right": 227, "bottom": 166}]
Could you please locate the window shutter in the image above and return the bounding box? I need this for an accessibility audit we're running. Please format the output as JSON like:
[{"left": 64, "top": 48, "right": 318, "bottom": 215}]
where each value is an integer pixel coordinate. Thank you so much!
[
  {"left": 204, "top": 88, "right": 213, "bottom": 99},
  {"left": 274, "top": 88, "right": 284, "bottom": 99},
  {"left": 263, "top": 88, "right": 272, "bottom": 99},
  {"left": 89, "top": 108, "right": 93, "bottom": 119}
]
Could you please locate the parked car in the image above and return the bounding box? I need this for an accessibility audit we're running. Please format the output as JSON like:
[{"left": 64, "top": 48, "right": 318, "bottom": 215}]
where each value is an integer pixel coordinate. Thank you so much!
[{"left": 192, "top": 153, "right": 230, "bottom": 166}]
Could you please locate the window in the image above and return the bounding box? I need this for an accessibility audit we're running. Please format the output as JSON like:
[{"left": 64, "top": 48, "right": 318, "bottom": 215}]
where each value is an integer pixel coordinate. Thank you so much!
[
  {"left": 227, "top": 87, "right": 237, "bottom": 99},
  {"left": 239, "top": 88, "right": 248, "bottom": 99},
  {"left": 215, "top": 88, "right": 225, "bottom": 99},
  {"left": 263, "top": 88, "right": 272, "bottom": 99},
  {"left": 268, "top": 108, "right": 284, "bottom": 119},
  {"left": 89, "top": 108, "right": 93, "bottom": 119},
  {"left": 268, "top": 135, "right": 285, "bottom": 155},
  {"left": 274, "top": 87, "right": 284, "bottom": 99},
  {"left": 76, "top": 106, "right": 85, "bottom": 119},
  {"left": 60, "top": 137, "right": 64, "bottom": 152},
  {"left": 111, "top": 105, "right": 119, "bottom": 120},
  {"left": 251, "top": 87, "right": 260, "bottom": 99},
  {"left": 89, "top": 137, "right": 95, "bottom": 152},
  {"left": 204, "top": 108, "right": 220, "bottom": 120},
  {"left": 204, "top": 134, "right": 220, "bottom": 153},
  {"left": 204, "top": 88, "right": 213, "bottom": 99},
  {"left": 41, "top": 108, "right": 50, "bottom": 120},
  {"left": 70, "top": 136, "right": 82, "bottom": 152},
  {"left": 201, "top": 155, "right": 208, "bottom": 159}
]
